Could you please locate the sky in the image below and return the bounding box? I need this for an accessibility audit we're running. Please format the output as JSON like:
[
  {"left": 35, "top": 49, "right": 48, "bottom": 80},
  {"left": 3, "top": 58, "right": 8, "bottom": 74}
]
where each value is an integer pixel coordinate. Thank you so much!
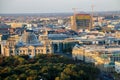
[{"left": 0, "top": 0, "right": 120, "bottom": 13}]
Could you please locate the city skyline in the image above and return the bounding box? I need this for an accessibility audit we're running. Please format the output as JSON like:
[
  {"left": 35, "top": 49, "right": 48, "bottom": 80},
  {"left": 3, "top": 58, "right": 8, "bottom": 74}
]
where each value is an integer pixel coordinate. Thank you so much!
[{"left": 0, "top": 0, "right": 120, "bottom": 14}]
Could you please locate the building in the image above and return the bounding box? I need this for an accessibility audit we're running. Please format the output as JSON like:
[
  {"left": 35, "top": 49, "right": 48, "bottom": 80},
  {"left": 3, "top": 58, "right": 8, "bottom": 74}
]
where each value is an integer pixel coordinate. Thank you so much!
[
  {"left": 1, "top": 23, "right": 81, "bottom": 56},
  {"left": 6, "top": 22, "right": 25, "bottom": 28},
  {"left": 51, "top": 39, "right": 79, "bottom": 53},
  {"left": 72, "top": 44, "right": 115, "bottom": 72},
  {"left": 0, "top": 23, "right": 11, "bottom": 34},
  {"left": 72, "top": 44, "right": 98, "bottom": 63},
  {"left": 71, "top": 14, "right": 92, "bottom": 31},
  {"left": 39, "top": 34, "right": 80, "bottom": 53},
  {"left": 110, "top": 51, "right": 120, "bottom": 62},
  {"left": 0, "top": 34, "right": 2, "bottom": 54},
  {"left": 2, "top": 27, "right": 53, "bottom": 56},
  {"left": 115, "top": 61, "right": 120, "bottom": 73}
]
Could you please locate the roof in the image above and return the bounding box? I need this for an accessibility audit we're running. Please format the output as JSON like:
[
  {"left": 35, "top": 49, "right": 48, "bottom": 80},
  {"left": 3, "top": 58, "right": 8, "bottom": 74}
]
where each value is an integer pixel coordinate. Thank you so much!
[
  {"left": 2, "top": 35, "right": 9, "bottom": 40},
  {"left": 48, "top": 34, "right": 69, "bottom": 40},
  {"left": 16, "top": 30, "right": 42, "bottom": 47}
]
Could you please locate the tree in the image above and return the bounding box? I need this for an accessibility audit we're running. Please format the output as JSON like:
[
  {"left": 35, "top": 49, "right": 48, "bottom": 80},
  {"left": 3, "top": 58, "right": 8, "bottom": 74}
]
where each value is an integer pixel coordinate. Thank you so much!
[
  {"left": 27, "top": 76, "right": 33, "bottom": 80},
  {"left": 19, "top": 73, "right": 27, "bottom": 80},
  {"left": 63, "top": 67, "right": 72, "bottom": 75},
  {"left": 55, "top": 77, "right": 60, "bottom": 80},
  {"left": 0, "top": 54, "right": 100, "bottom": 80},
  {"left": 29, "top": 70, "right": 38, "bottom": 76},
  {"left": 4, "top": 76, "right": 12, "bottom": 80},
  {"left": 10, "top": 74, "right": 18, "bottom": 80},
  {"left": 18, "top": 57, "right": 25, "bottom": 65},
  {"left": 41, "top": 66, "right": 48, "bottom": 73},
  {"left": 60, "top": 72, "right": 70, "bottom": 80}
]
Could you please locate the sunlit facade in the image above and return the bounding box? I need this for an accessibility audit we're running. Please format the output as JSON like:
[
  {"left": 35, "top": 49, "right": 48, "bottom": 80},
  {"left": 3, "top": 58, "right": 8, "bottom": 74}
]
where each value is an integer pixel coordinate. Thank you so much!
[
  {"left": 1, "top": 30, "right": 53, "bottom": 57},
  {"left": 71, "top": 14, "right": 92, "bottom": 31}
]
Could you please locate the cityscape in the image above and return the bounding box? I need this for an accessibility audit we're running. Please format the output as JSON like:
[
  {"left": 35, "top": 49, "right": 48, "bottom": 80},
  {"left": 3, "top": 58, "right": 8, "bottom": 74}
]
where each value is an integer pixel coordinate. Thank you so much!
[{"left": 0, "top": 0, "right": 120, "bottom": 80}]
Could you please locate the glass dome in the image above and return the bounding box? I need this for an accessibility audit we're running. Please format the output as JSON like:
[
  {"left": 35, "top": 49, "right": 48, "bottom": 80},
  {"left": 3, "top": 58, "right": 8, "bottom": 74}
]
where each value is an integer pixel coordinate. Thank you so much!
[{"left": 17, "top": 30, "right": 41, "bottom": 47}]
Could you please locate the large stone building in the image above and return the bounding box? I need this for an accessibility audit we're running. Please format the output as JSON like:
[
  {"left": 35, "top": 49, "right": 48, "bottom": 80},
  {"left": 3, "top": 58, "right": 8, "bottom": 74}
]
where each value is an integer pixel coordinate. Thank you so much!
[
  {"left": 0, "top": 28, "right": 80, "bottom": 56},
  {"left": 1, "top": 30, "right": 53, "bottom": 56},
  {"left": 39, "top": 33, "right": 80, "bottom": 53},
  {"left": 72, "top": 44, "right": 115, "bottom": 72}
]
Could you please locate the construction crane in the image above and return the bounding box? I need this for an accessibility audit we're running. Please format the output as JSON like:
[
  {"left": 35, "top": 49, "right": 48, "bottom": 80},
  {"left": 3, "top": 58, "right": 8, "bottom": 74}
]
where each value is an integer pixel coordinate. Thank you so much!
[{"left": 91, "top": 5, "right": 94, "bottom": 29}]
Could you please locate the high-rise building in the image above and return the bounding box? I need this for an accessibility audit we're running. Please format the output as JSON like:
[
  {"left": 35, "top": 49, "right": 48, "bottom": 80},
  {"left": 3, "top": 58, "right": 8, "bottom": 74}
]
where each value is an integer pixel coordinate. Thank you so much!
[{"left": 71, "top": 14, "right": 92, "bottom": 31}]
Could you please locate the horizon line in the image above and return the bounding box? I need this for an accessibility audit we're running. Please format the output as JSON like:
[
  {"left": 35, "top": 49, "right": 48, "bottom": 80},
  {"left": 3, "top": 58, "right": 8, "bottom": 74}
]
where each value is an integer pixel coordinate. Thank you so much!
[{"left": 0, "top": 10, "right": 120, "bottom": 14}]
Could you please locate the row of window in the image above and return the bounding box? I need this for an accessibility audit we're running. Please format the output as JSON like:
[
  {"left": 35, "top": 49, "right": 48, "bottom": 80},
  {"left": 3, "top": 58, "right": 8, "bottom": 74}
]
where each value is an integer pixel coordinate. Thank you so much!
[
  {"left": 16, "top": 49, "right": 44, "bottom": 53},
  {"left": 111, "top": 57, "right": 120, "bottom": 61}
]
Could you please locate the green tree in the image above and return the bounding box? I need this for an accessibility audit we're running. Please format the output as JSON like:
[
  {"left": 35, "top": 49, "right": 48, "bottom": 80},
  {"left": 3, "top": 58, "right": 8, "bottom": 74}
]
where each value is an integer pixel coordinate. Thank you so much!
[
  {"left": 55, "top": 77, "right": 60, "bottom": 80},
  {"left": 29, "top": 70, "right": 38, "bottom": 76},
  {"left": 41, "top": 66, "right": 48, "bottom": 73},
  {"left": 60, "top": 72, "right": 70, "bottom": 80},
  {"left": 18, "top": 57, "right": 25, "bottom": 65},
  {"left": 4, "top": 76, "right": 12, "bottom": 80},
  {"left": 19, "top": 73, "right": 27, "bottom": 80},
  {"left": 11, "top": 74, "right": 18, "bottom": 80}
]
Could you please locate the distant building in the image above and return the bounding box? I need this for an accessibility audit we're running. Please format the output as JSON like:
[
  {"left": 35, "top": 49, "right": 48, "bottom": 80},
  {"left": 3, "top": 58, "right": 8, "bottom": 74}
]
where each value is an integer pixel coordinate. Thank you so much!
[
  {"left": 0, "top": 34, "right": 2, "bottom": 41},
  {"left": 72, "top": 44, "right": 116, "bottom": 72},
  {"left": 110, "top": 51, "right": 120, "bottom": 62},
  {"left": 1, "top": 24, "right": 53, "bottom": 56},
  {"left": 39, "top": 34, "right": 80, "bottom": 53},
  {"left": 51, "top": 39, "right": 79, "bottom": 53},
  {"left": 58, "top": 19, "right": 63, "bottom": 25},
  {"left": 72, "top": 44, "right": 97, "bottom": 63},
  {"left": 0, "top": 23, "right": 11, "bottom": 34},
  {"left": 0, "top": 34, "right": 2, "bottom": 54},
  {"left": 2, "top": 30, "right": 53, "bottom": 56},
  {"left": 115, "top": 23, "right": 120, "bottom": 31},
  {"left": 71, "top": 14, "right": 92, "bottom": 31},
  {"left": 115, "top": 61, "right": 120, "bottom": 73},
  {"left": 6, "top": 22, "right": 24, "bottom": 28}
]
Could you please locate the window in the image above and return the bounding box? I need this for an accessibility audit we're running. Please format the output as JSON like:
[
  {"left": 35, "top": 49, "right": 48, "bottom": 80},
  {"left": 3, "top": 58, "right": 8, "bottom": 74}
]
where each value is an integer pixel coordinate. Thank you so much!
[
  {"left": 47, "top": 49, "right": 50, "bottom": 52},
  {"left": 16, "top": 50, "right": 19, "bottom": 53},
  {"left": 19, "top": 50, "right": 22, "bottom": 53},
  {"left": 23, "top": 50, "right": 25, "bottom": 53},
  {"left": 28, "top": 50, "right": 32, "bottom": 52},
  {"left": 35, "top": 50, "right": 37, "bottom": 52},
  {"left": 41, "top": 50, "right": 43, "bottom": 53},
  {"left": 38, "top": 50, "right": 40, "bottom": 52},
  {"left": 10, "top": 50, "right": 13, "bottom": 53}
]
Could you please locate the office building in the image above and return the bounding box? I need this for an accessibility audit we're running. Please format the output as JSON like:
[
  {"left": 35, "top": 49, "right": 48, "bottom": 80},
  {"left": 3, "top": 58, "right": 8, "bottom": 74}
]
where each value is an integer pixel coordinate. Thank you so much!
[{"left": 71, "top": 14, "right": 92, "bottom": 31}]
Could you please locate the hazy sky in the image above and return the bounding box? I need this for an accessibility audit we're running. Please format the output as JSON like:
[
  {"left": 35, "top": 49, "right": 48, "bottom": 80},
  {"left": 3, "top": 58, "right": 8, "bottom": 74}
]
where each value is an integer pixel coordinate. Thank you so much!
[{"left": 0, "top": 0, "right": 120, "bottom": 13}]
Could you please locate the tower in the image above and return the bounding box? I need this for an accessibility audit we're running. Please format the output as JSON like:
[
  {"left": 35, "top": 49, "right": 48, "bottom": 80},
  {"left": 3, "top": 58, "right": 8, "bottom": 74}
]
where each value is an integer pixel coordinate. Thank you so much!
[{"left": 71, "top": 14, "right": 92, "bottom": 31}]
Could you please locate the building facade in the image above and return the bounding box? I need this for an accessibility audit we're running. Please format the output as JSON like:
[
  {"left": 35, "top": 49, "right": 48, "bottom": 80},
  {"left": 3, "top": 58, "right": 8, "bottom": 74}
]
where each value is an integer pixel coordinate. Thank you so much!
[
  {"left": 72, "top": 44, "right": 115, "bottom": 72},
  {"left": 2, "top": 30, "right": 53, "bottom": 57},
  {"left": 115, "top": 61, "right": 120, "bottom": 73},
  {"left": 71, "top": 14, "right": 92, "bottom": 31}
]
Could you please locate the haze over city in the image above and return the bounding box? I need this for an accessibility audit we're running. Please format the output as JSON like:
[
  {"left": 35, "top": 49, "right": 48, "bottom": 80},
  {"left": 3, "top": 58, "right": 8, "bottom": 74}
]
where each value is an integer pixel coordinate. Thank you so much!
[{"left": 0, "top": 0, "right": 120, "bottom": 14}]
